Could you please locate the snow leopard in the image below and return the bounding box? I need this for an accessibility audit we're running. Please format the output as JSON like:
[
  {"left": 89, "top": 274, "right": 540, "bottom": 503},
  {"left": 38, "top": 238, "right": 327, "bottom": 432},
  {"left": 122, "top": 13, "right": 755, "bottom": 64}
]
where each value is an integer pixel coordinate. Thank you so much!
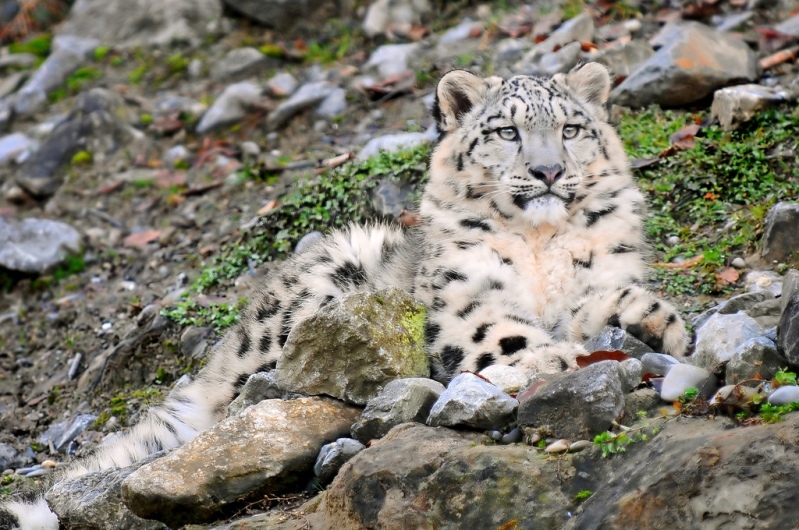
[{"left": 1, "top": 63, "right": 689, "bottom": 529}]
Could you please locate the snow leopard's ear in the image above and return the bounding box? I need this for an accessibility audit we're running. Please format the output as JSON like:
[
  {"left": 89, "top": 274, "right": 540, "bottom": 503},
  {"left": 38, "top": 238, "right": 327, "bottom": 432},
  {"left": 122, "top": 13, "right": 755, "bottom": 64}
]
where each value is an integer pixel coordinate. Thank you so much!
[
  {"left": 434, "top": 70, "right": 494, "bottom": 133},
  {"left": 557, "top": 62, "right": 612, "bottom": 109}
]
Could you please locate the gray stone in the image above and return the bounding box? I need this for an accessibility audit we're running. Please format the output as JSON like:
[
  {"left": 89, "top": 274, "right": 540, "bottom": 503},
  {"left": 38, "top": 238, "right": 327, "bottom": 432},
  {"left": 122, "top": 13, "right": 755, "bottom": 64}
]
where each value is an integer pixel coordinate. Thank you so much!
[
  {"left": 781, "top": 269, "right": 799, "bottom": 314},
  {"left": 212, "top": 47, "right": 269, "bottom": 80},
  {"left": 0, "top": 53, "right": 37, "bottom": 70},
  {"left": 37, "top": 413, "right": 97, "bottom": 453},
  {"left": 732, "top": 257, "right": 746, "bottom": 269},
  {"left": 358, "top": 130, "right": 431, "bottom": 159},
  {"left": 478, "top": 364, "right": 529, "bottom": 394},
  {"left": 351, "top": 377, "right": 444, "bottom": 443},
  {"left": 693, "top": 291, "right": 776, "bottom": 331},
  {"left": 370, "top": 178, "right": 416, "bottom": 218},
  {"left": 46, "top": 456, "right": 167, "bottom": 530},
  {"left": 711, "top": 84, "right": 788, "bottom": 131},
  {"left": 774, "top": 12, "right": 799, "bottom": 37},
  {"left": 621, "top": 388, "right": 662, "bottom": 424},
  {"left": 692, "top": 312, "right": 763, "bottom": 371},
  {"left": 583, "top": 326, "right": 654, "bottom": 358},
  {"left": 315, "top": 88, "right": 347, "bottom": 118},
  {"left": 294, "top": 231, "right": 324, "bottom": 254},
  {"left": 363, "top": 0, "right": 431, "bottom": 37},
  {"left": 276, "top": 288, "right": 429, "bottom": 406},
  {"left": 179, "top": 326, "right": 212, "bottom": 359},
  {"left": 265, "top": 72, "right": 299, "bottom": 97},
  {"left": 767, "top": 385, "right": 799, "bottom": 405},
  {"left": 0, "top": 133, "right": 36, "bottom": 165},
  {"left": 0, "top": 443, "right": 19, "bottom": 470},
  {"left": 517, "top": 41, "right": 581, "bottom": 77},
  {"left": 518, "top": 361, "right": 625, "bottom": 439},
  {"left": 611, "top": 22, "right": 757, "bottom": 107},
  {"left": 761, "top": 202, "right": 799, "bottom": 263},
  {"left": 364, "top": 43, "right": 420, "bottom": 78},
  {"left": 57, "top": 0, "right": 221, "bottom": 48},
  {"left": 427, "top": 373, "right": 518, "bottom": 430},
  {"left": 16, "top": 88, "right": 141, "bottom": 196},
  {"left": 493, "top": 38, "right": 531, "bottom": 64},
  {"left": 618, "top": 358, "right": 643, "bottom": 392},
  {"left": 266, "top": 81, "right": 337, "bottom": 131},
  {"left": 746, "top": 297, "right": 783, "bottom": 329},
  {"left": 517, "top": 12, "right": 594, "bottom": 67},
  {"left": 778, "top": 291, "right": 799, "bottom": 365},
  {"left": 325, "top": 424, "right": 572, "bottom": 529},
  {"left": 659, "top": 364, "right": 716, "bottom": 402},
  {"left": 745, "top": 270, "right": 783, "bottom": 297},
  {"left": 0, "top": 218, "right": 82, "bottom": 274},
  {"left": 0, "top": 71, "right": 25, "bottom": 99},
  {"left": 641, "top": 352, "right": 680, "bottom": 376},
  {"left": 726, "top": 337, "right": 784, "bottom": 384},
  {"left": 589, "top": 40, "right": 654, "bottom": 79},
  {"left": 313, "top": 438, "right": 365, "bottom": 483},
  {"left": 439, "top": 19, "right": 480, "bottom": 45},
  {"left": 122, "top": 397, "right": 360, "bottom": 527},
  {"left": 223, "top": 0, "right": 340, "bottom": 30},
  {"left": 196, "top": 82, "right": 262, "bottom": 134},
  {"left": 227, "top": 372, "right": 292, "bottom": 417}
]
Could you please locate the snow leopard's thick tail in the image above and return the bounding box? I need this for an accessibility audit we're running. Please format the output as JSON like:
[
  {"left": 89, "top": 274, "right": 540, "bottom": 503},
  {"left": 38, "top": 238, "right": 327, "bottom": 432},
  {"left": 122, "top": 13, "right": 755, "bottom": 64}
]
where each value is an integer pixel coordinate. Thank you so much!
[{"left": 1, "top": 223, "right": 418, "bottom": 530}]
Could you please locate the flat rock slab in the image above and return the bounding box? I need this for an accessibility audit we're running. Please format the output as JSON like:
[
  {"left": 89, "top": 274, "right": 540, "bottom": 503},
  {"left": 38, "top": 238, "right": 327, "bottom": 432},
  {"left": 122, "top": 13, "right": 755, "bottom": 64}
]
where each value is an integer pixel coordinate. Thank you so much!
[
  {"left": 711, "top": 84, "right": 788, "bottom": 131},
  {"left": 0, "top": 217, "right": 82, "bottom": 274},
  {"left": 324, "top": 423, "right": 574, "bottom": 530},
  {"left": 427, "top": 372, "right": 518, "bottom": 430},
  {"left": 612, "top": 22, "right": 757, "bottom": 107},
  {"left": 276, "top": 288, "right": 429, "bottom": 406},
  {"left": 121, "top": 397, "right": 360, "bottom": 527}
]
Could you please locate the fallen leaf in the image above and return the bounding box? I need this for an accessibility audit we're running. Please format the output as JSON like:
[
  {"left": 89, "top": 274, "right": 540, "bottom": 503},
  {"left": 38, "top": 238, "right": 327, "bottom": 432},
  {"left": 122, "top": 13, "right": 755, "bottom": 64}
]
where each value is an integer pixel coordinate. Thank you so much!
[
  {"left": 123, "top": 229, "right": 161, "bottom": 248},
  {"left": 576, "top": 350, "right": 633, "bottom": 368},
  {"left": 669, "top": 123, "right": 701, "bottom": 150},
  {"left": 717, "top": 267, "right": 740, "bottom": 285},
  {"left": 630, "top": 157, "right": 660, "bottom": 169},
  {"left": 257, "top": 200, "right": 278, "bottom": 216}
]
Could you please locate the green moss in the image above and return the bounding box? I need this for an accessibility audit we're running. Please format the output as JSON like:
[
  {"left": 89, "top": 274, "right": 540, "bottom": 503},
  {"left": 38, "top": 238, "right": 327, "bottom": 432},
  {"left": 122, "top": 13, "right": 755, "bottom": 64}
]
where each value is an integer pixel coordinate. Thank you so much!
[
  {"left": 93, "top": 46, "right": 110, "bottom": 61},
  {"left": 9, "top": 33, "right": 52, "bottom": 58},
  {"left": 400, "top": 302, "right": 427, "bottom": 350},
  {"left": 71, "top": 150, "right": 93, "bottom": 165}
]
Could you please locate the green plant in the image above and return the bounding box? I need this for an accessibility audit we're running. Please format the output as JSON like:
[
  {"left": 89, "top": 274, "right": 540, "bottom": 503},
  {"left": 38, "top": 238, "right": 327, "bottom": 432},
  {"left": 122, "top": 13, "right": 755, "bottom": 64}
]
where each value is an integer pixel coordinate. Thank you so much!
[
  {"left": 8, "top": 33, "right": 52, "bottom": 57},
  {"left": 594, "top": 419, "right": 663, "bottom": 458},
  {"left": 574, "top": 490, "right": 593, "bottom": 502},
  {"left": 93, "top": 46, "right": 110, "bottom": 61},
  {"left": 71, "top": 150, "right": 93, "bottom": 165},
  {"left": 161, "top": 297, "right": 247, "bottom": 332},
  {"left": 774, "top": 367, "right": 797, "bottom": 387}
]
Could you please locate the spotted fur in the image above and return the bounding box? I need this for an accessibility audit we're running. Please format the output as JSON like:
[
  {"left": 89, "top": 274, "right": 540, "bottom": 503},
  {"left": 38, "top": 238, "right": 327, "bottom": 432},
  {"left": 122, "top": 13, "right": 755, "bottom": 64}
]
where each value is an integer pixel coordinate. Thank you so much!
[{"left": 2, "top": 64, "right": 688, "bottom": 529}]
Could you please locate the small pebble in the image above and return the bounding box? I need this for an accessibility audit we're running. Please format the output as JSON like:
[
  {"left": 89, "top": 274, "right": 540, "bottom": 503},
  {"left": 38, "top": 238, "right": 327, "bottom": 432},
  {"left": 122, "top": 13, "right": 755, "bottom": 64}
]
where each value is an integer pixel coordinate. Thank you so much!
[
  {"left": 545, "top": 439, "right": 570, "bottom": 453},
  {"left": 501, "top": 427, "right": 522, "bottom": 444},
  {"left": 41, "top": 460, "right": 57, "bottom": 468},
  {"left": 767, "top": 385, "right": 799, "bottom": 405},
  {"left": 569, "top": 440, "right": 592, "bottom": 452},
  {"left": 2, "top": 469, "right": 13, "bottom": 476},
  {"left": 732, "top": 257, "right": 746, "bottom": 269},
  {"left": 666, "top": 235, "right": 680, "bottom": 247},
  {"left": 659, "top": 364, "right": 716, "bottom": 402},
  {"left": 25, "top": 468, "right": 52, "bottom": 477},
  {"left": 527, "top": 431, "right": 542, "bottom": 444},
  {"left": 489, "top": 430, "right": 503, "bottom": 441},
  {"left": 16, "top": 466, "right": 39, "bottom": 475}
]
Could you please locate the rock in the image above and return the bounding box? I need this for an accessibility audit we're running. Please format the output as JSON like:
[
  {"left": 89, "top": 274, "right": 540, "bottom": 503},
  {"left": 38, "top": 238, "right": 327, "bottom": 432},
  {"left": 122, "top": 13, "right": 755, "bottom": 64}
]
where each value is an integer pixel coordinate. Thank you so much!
[
  {"left": 179, "top": 326, "right": 212, "bottom": 359},
  {"left": 0, "top": 71, "right": 25, "bottom": 99},
  {"left": 57, "top": 0, "right": 221, "bottom": 48},
  {"left": 350, "top": 377, "right": 443, "bottom": 443},
  {"left": 778, "top": 291, "right": 799, "bottom": 365},
  {"left": 589, "top": 40, "right": 655, "bottom": 79},
  {"left": 0, "top": 133, "right": 36, "bottom": 165},
  {"left": 275, "top": 288, "right": 429, "bottom": 406},
  {"left": 313, "top": 438, "right": 365, "bottom": 484},
  {"left": 774, "top": 12, "right": 799, "bottom": 37},
  {"left": 369, "top": 178, "right": 416, "bottom": 218},
  {"left": 732, "top": 257, "right": 746, "bottom": 269},
  {"left": 439, "top": 19, "right": 481, "bottom": 45},
  {"left": 358, "top": 129, "right": 433, "bottom": 159},
  {"left": 641, "top": 352, "right": 680, "bottom": 376},
  {"left": 745, "top": 270, "right": 783, "bottom": 297},
  {"left": 212, "top": 47, "right": 269, "bottom": 80},
  {"left": 315, "top": 88, "right": 347, "bottom": 118},
  {"left": 621, "top": 387, "right": 662, "bottom": 423},
  {"left": 478, "top": 364, "right": 529, "bottom": 394},
  {"left": 659, "top": 364, "right": 716, "bottom": 401},
  {"left": 37, "top": 413, "right": 97, "bottom": 453},
  {"left": 767, "top": 385, "right": 799, "bottom": 405},
  {"left": 122, "top": 397, "right": 359, "bottom": 527},
  {"left": 325, "top": 423, "right": 573, "bottom": 528},
  {"left": 760, "top": 202, "right": 799, "bottom": 263},
  {"left": 693, "top": 290, "right": 776, "bottom": 331},
  {"left": 0, "top": 218, "right": 82, "bottom": 274},
  {"left": 427, "top": 373, "right": 518, "bottom": 430},
  {"left": 583, "top": 326, "right": 654, "bottom": 359},
  {"left": 618, "top": 358, "right": 643, "bottom": 392},
  {"left": 0, "top": 443, "right": 21, "bottom": 470},
  {"left": 227, "top": 372, "right": 294, "bottom": 417},
  {"left": 611, "top": 22, "right": 757, "bottom": 107},
  {"left": 363, "top": 0, "right": 431, "bottom": 37},
  {"left": 265, "top": 72, "right": 299, "bottom": 97},
  {"left": 196, "top": 82, "right": 262, "bottom": 134},
  {"left": 16, "top": 88, "right": 141, "bottom": 196},
  {"left": 493, "top": 38, "right": 531, "bottom": 64},
  {"left": 518, "top": 361, "right": 625, "bottom": 439},
  {"left": 563, "top": 415, "right": 799, "bottom": 529},
  {"left": 294, "top": 231, "right": 324, "bottom": 254},
  {"left": 521, "top": 12, "right": 594, "bottom": 59},
  {"left": 266, "top": 81, "right": 337, "bottom": 131},
  {"left": 517, "top": 40, "right": 581, "bottom": 76},
  {"left": 163, "top": 145, "right": 190, "bottom": 167},
  {"left": 363, "top": 43, "right": 420, "bottom": 78},
  {"left": 223, "top": 0, "right": 341, "bottom": 30},
  {"left": 781, "top": 269, "right": 799, "bottom": 314},
  {"left": 725, "top": 337, "right": 784, "bottom": 384},
  {"left": 711, "top": 84, "right": 788, "bottom": 131},
  {"left": 745, "top": 297, "right": 783, "bottom": 329},
  {"left": 46, "top": 457, "right": 167, "bottom": 530},
  {"left": 12, "top": 36, "right": 98, "bottom": 116},
  {"left": 0, "top": 53, "right": 37, "bottom": 70},
  {"left": 692, "top": 312, "right": 763, "bottom": 371}
]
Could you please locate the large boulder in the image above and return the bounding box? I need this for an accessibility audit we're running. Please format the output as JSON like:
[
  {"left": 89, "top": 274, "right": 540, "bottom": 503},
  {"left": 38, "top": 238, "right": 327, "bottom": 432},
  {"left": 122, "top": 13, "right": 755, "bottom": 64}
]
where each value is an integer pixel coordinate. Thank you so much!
[
  {"left": 692, "top": 312, "right": 764, "bottom": 371},
  {"left": 276, "top": 288, "right": 429, "bottom": 406},
  {"left": 121, "top": 397, "right": 359, "bottom": 527},
  {"left": 760, "top": 202, "right": 799, "bottom": 263},
  {"left": 0, "top": 218, "right": 82, "bottom": 274}
]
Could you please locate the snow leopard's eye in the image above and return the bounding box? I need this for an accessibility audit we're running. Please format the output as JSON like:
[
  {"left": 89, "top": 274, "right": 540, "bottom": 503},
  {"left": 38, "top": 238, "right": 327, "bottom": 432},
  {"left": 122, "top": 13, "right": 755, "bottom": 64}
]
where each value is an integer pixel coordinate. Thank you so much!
[
  {"left": 562, "top": 125, "right": 581, "bottom": 140},
  {"left": 497, "top": 127, "right": 519, "bottom": 141}
]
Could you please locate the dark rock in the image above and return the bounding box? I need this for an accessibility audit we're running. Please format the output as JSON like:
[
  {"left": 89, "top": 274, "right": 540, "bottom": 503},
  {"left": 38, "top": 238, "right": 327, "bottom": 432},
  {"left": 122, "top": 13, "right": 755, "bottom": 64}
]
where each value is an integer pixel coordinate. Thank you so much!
[
  {"left": 518, "top": 361, "right": 625, "bottom": 439},
  {"left": 325, "top": 423, "right": 574, "bottom": 529},
  {"left": 621, "top": 388, "right": 661, "bottom": 424},
  {"left": 314, "top": 438, "right": 365, "bottom": 484},
  {"left": 583, "top": 326, "right": 654, "bottom": 358},
  {"left": 276, "top": 288, "right": 428, "bottom": 406},
  {"left": 223, "top": 0, "right": 341, "bottom": 31},
  {"left": 611, "top": 22, "right": 757, "bottom": 107},
  {"left": 0, "top": 443, "right": 19, "bottom": 470},
  {"left": 778, "top": 291, "right": 799, "bottom": 365},
  {"left": 0, "top": 218, "right": 82, "bottom": 274},
  {"left": 370, "top": 178, "right": 416, "bottom": 218},
  {"left": 227, "top": 372, "right": 296, "bottom": 417},
  {"left": 351, "top": 377, "right": 443, "bottom": 443},
  {"left": 745, "top": 297, "right": 783, "bottom": 329},
  {"left": 37, "top": 413, "right": 97, "bottom": 453},
  {"left": 179, "top": 326, "right": 213, "bottom": 359},
  {"left": 427, "top": 373, "right": 518, "bottom": 430},
  {"left": 725, "top": 337, "right": 784, "bottom": 384},
  {"left": 761, "top": 202, "right": 799, "bottom": 263},
  {"left": 641, "top": 352, "right": 680, "bottom": 376}
]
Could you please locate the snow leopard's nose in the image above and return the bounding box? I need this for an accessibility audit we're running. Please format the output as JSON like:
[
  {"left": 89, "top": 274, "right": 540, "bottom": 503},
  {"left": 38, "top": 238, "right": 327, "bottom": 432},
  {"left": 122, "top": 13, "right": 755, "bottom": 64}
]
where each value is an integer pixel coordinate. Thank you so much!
[{"left": 529, "top": 164, "right": 564, "bottom": 187}]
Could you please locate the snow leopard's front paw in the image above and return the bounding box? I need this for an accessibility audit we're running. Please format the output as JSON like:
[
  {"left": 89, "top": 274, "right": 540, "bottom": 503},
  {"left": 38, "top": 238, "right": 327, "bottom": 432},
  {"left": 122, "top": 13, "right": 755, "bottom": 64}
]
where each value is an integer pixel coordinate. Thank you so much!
[
  {"left": 516, "top": 342, "right": 589, "bottom": 375},
  {"left": 608, "top": 286, "right": 689, "bottom": 357}
]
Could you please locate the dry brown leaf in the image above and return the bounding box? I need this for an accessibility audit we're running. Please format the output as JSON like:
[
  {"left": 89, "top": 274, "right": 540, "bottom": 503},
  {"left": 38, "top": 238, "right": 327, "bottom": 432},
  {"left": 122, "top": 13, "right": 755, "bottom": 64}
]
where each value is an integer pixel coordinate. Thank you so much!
[
  {"left": 123, "top": 230, "right": 161, "bottom": 248},
  {"left": 576, "top": 350, "right": 633, "bottom": 368},
  {"left": 717, "top": 267, "right": 740, "bottom": 285}
]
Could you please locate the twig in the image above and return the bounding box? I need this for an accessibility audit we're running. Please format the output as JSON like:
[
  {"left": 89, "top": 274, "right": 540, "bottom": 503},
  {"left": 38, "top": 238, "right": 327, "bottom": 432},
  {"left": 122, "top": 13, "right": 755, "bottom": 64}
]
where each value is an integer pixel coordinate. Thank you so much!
[
  {"left": 759, "top": 45, "right": 799, "bottom": 70},
  {"left": 652, "top": 254, "right": 704, "bottom": 269}
]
